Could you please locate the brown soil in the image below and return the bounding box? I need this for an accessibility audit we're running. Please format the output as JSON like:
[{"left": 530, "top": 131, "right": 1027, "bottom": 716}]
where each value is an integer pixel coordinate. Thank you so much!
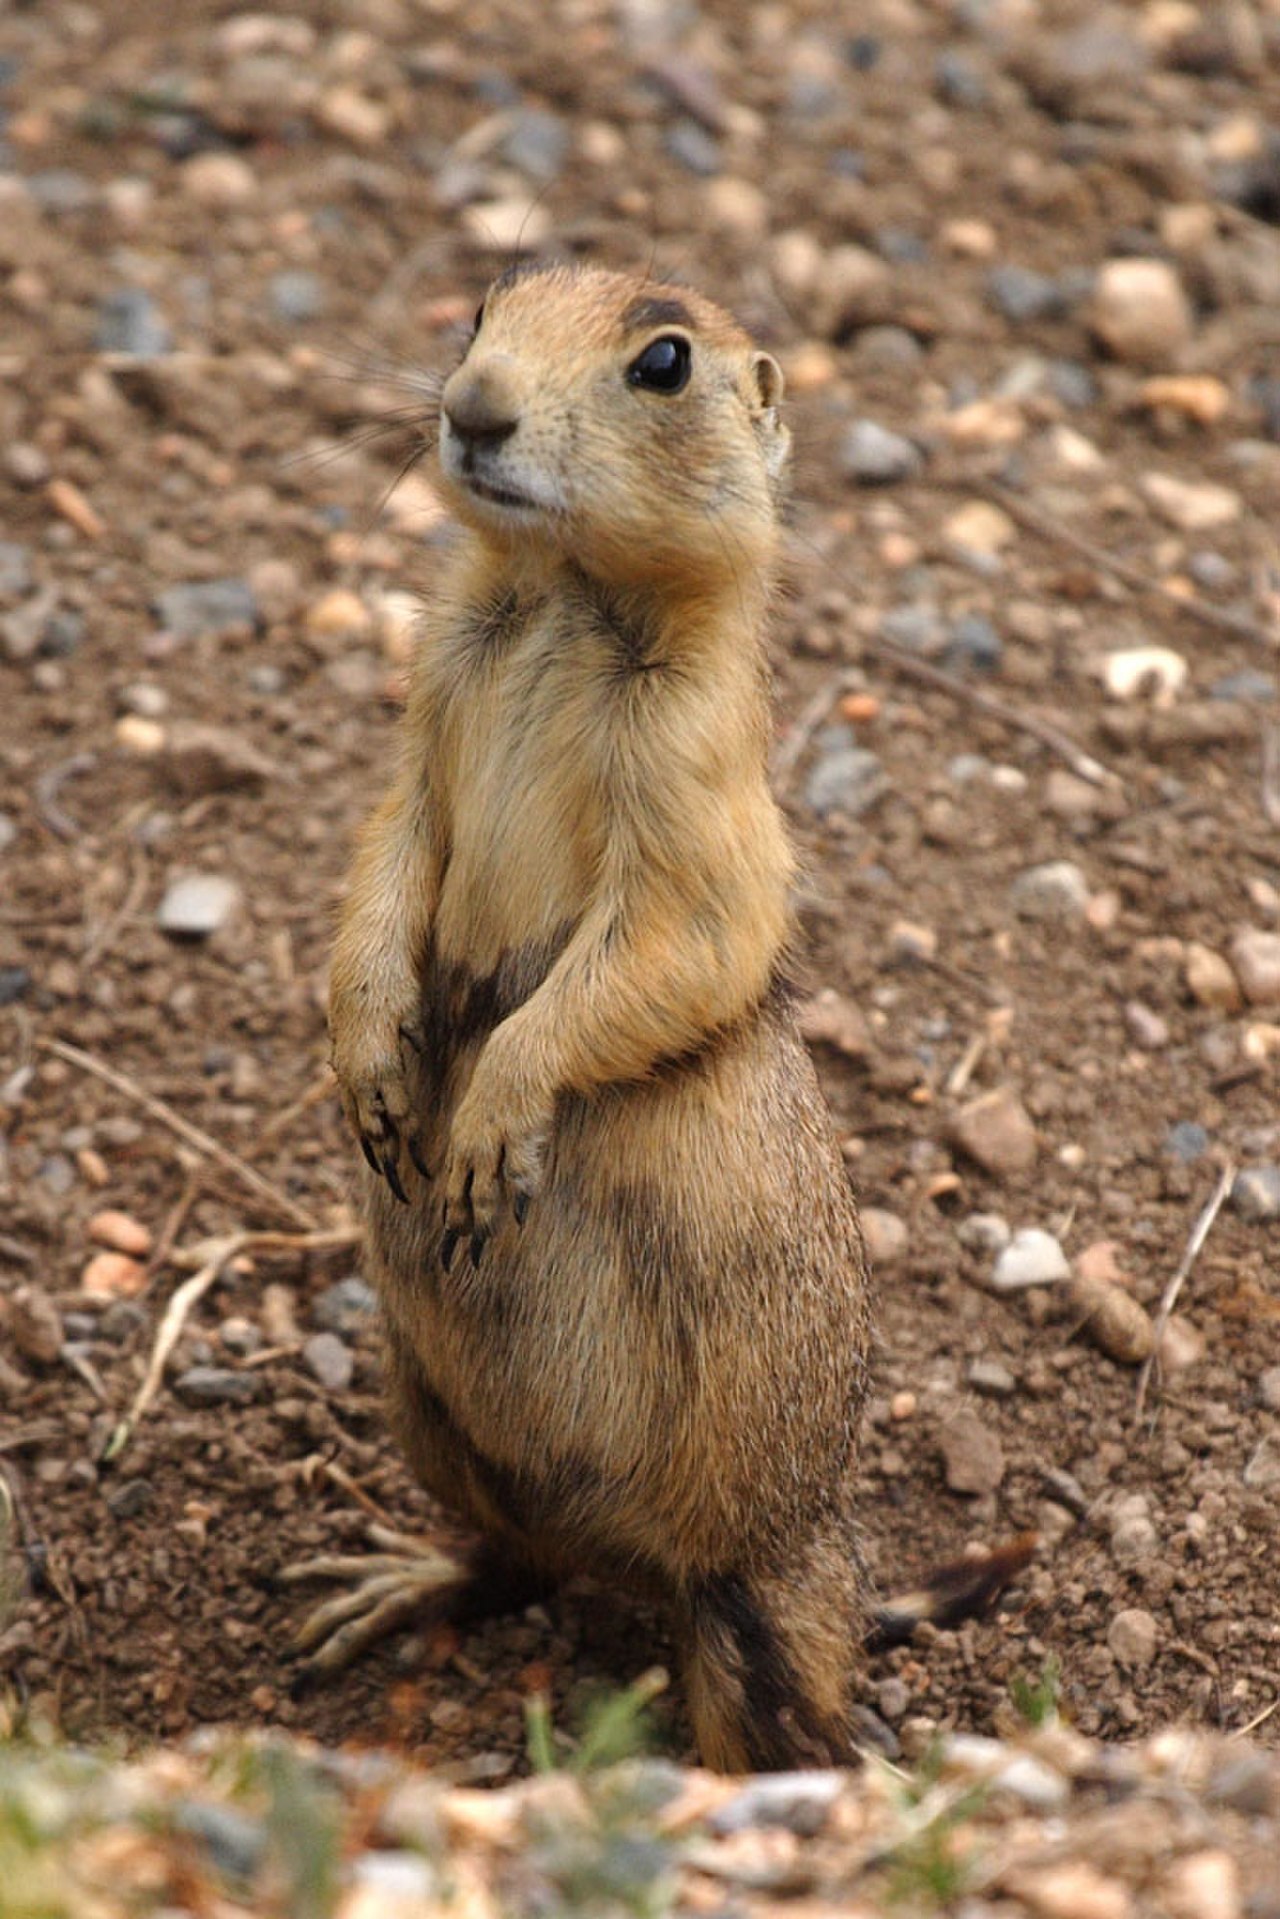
[{"left": 1, "top": 0, "right": 1278, "bottom": 1782}]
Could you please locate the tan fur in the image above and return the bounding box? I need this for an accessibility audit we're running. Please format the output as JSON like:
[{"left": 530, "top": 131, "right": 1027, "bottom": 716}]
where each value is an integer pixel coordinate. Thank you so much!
[{"left": 328, "top": 262, "right": 872, "bottom": 1769}]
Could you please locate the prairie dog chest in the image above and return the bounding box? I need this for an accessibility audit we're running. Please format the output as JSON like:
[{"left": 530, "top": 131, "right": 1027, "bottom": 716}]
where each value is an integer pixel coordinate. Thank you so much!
[{"left": 426, "top": 589, "right": 623, "bottom": 969}]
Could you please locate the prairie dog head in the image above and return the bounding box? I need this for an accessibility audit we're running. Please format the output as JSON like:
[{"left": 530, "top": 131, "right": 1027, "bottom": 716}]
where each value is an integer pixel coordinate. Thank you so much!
[{"left": 436, "top": 262, "right": 789, "bottom": 592}]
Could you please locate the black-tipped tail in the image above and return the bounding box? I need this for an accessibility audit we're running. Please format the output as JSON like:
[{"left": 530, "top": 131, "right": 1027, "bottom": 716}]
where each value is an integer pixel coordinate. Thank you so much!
[{"left": 866, "top": 1532, "right": 1039, "bottom": 1654}]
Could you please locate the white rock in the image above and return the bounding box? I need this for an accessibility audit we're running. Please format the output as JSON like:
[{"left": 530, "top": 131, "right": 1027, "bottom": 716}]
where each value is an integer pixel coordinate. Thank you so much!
[
  {"left": 181, "top": 152, "right": 258, "bottom": 206},
  {"left": 1140, "top": 471, "right": 1243, "bottom": 531},
  {"left": 992, "top": 1229, "right": 1069, "bottom": 1290},
  {"left": 157, "top": 874, "right": 241, "bottom": 938},
  {"left": 1243, "top": 1434, "right": 1280, "bottom": 1492},
  {"left": 1090, "top": 258, "right": 1192, "bottom": 367},
  {"left": 861, "top": 1207, "right": 908, "bottom": 1267},
  {"left": 1100, "top": 645, "right": 1188, "bottom": 703}
]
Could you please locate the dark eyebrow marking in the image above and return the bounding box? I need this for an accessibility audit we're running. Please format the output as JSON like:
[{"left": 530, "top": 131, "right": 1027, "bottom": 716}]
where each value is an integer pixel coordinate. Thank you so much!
[{"left": 622, "top": 295, "right": 695, "bottom": 334}]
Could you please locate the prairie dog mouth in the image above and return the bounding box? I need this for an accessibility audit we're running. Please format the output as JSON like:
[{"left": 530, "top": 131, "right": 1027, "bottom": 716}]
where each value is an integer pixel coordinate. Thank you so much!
[{"left": 466, "top": 474, "right": 540, "bottom": 511}]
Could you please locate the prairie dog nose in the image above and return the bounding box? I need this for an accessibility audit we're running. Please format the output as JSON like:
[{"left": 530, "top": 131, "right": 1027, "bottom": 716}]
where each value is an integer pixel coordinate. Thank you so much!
[{"left": 443, "top": 356, "right": 522, "bottom": 447}]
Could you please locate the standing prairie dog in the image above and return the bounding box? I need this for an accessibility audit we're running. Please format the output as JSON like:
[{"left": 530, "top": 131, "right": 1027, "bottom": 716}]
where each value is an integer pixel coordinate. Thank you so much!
[{"left": 307, "top": 261, "right": 1008, "bottom": 1770}]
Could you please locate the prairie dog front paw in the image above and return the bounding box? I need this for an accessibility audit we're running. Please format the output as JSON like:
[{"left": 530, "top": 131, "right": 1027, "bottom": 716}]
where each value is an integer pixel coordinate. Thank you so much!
[{"left": 330, "top": 1009, "right": 427, "bottom": 1203}]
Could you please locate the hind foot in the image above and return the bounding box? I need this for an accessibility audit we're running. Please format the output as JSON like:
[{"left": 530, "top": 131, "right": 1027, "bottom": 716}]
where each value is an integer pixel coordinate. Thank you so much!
[{"left": 278, "top": 1526, "right": 550, "bottom": 1687}]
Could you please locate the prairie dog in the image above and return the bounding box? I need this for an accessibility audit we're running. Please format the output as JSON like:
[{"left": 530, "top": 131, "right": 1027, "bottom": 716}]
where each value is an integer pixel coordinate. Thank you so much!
[{"left": 321, "top": 260, "right": 875, "bottom": 1770}]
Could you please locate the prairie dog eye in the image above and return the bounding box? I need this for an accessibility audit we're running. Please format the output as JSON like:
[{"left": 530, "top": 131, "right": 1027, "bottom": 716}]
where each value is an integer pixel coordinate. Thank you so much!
[{"left": 627, "top": 334, "right": 692, "bottom": 394}]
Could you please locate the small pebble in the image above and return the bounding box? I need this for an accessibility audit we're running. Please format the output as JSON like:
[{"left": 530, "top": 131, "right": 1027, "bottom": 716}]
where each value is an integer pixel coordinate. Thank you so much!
[
  {"left": 1069, "top": 1276, "right": 1154, "bottom": 1365},
  {"left": 1231, "top": 1165, "right": 1280, "bottom": 1222},
  {"left": 1089, "top": 258, "right": 1192, "bottom": 367},
  {"left": 8, "top": 1283, "right": 63, "bottom": 1363},
  {"left": 181, "top": 152, "right": 258, "bottom": 205},
  {"left": 1101, "top": 646, "right": 1188, "bottom": 703},
  {"left": 81, "top": 1252, "right": 147, "bottom": 1299},
  {"left": 1165, "top": 1121, "right": 1209, "bottom": 1163},
  {"left": 302, "top": 1332, "right": 355, "bottom": 1394},
  {"left": 157, "top": 874, "right": 241, "bottom": 938},
  {"left": 1258, "top": 1365, "right": 1280, "bottom": 1411},
  {"left": 1107, "top": 1607, "right": 1159, "bottom": 1670},
  {"left": 1009, "top": 860, "right": 1089, "bottom": 923},
  {"left": 1140, "top": 472, "right": 1243, "bottom": 532},
  {"left": 860, "top": 1207, "right": 908, "bottom": 1267},
  {"left": 804, "top": 736, "right": 889, "bottom": 820},
  {"left": 951, "top": 1085, "right": 1038, "bottom": 1178},
  {"left": 1229, "top": 928, "right": 1280, "bottom": 1005},
  {"left": 958, "top": 1211, "right": 1011, "bottom": 1254},
  {"left": 1244, "top": 1435, "right": 1280, "bottom": 1492},
  {"left": 709, "top": 1770, "right": 843, "bottom": 1836},
  {"left": 173, "top": 1366, "right": 261, "bottom": 1406},
  {"left": 946, "top": 612, "right": 1002, "bottom": 671},
  {"left": 269, "top": 270, "right": 327, "bottom": 322},
  {"left": 0, "top": 541, "right": 34, "bottom": 600},
  {"left": 1124, "top": 1000, "right": 1169, "bottom": 1049},
  {"left": 991, "top": 1228, "right": 1070, "bottom": 1291},
  {"left": 987, "top": 264, "right": 1066, "bottom": 324},
  {"left": 838, "top": 419, "right": 922, "bottom": 486},
  {"left": 938, "top": 1408, "right": 1005, "bottom": 1495},
  {"left": 153, "top": 578, "right": 258, "bottom": 639},
  {"left": 88, "top": 1209, "right": 152, "bottom": 1258},
  {"left": 313, "top": 1275, "right": 377, "bottom": 1333},
  {"left": 1184, "top": 942, "right": 1242, "bottom": 1011},
  {"left": 880, "top": 605, "right": 946, "bottom": 657},
  {"left": 1160, "top": 1850, "right": 1242, "bottom": 1919},
  {"left": 967, "top": 1358, "right": 1016, "bottom": 1397},
  {"left": 94, "top": 288, "right": 172, "bottom": 359}
]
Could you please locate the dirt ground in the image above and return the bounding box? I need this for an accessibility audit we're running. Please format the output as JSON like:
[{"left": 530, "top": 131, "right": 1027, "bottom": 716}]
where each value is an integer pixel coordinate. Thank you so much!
[{"left": 1, "top": 0, "right": 1279, "bottom": 1786}]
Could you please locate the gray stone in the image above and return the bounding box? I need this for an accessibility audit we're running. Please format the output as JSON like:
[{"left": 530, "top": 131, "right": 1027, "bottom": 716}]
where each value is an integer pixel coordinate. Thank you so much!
[
  {"left": 1244, "top": 1434, "right": 1280, "bottom": 1492},
  {"left": 1009, "top": 859, "right": 1089, "bottom": 923},
  {"left": 839, "top": 418, "right": 923, "bottom": 485},
  {"left": 157, "top": 874, "right": 241, "bottom": 938},
  {"left": 947, "top": 613, "right": 1002, "bottom": 671},
  {"left": 853, "top": 326, "right": 922, "bottom": 370},
  {"left": 153, "top": 578, "right": 259, "bottom": 639},
  {"left": 106, "top": 1479, "right": 153, "bottom": 1520},
  {"left": 880, "top": 604, "right": 946, "bottom": 656},
  {"left": 876, "top": 1676, "right": 910, "bottom": 1722},
  {"left": 958, "top": 1211, "right": 1011, "bottom": 1254},
  {"left": 1232, "top": 1166, "right": 1280, "bottom": 1222},
  {"left": 967, "top": 1358, "right": 1016, "bottom": 1397},
  {"left": 313, "top": 1275, "right": 377, "bottom": 1333},
  {"left": 939, "top": 1408, "right": 1005, "bottom": 1495},
  {"left": 934, "top": 49, "right": 987, "bottom": 107},
  {"left": 173, "top": 1802, "right": 266, "bottom": 1881},
  {"left": 95, "top": 288, "right": 173, "bottom": 359},
  {"left": 805, "top": 735, "right": 889, "bottom": 820},
  {"left": 302, "top": 1331, "right": 354, "bottom": 1394},
  {"left": 1211, "top": 669, "right": 1274, "bottom": 702},
  {"left": 991, "top": 1228, "right": 1069, "bottom": 1291},
  {"left": 0, "top": 542, "right": 33, "bottom": 601},
  {"left": 1047, "top": 359, "right": 1097, "bottom": 408},
  {"left": 500, "top": 109, "right": 569, "bottom": 181},
  {"left": 1165, "top": 1122, "right": 1210, "bottom": 1164},
  {"left": 709, "top": 1770, "right": 843, "bottom": 1836},
  {"left": 173, "top": 1366, "right": 261, "bottom": 1406},
  {"left": 27, "top": 169, "right": 96, "bottom": 214},
  {"left": 269, "top": 270, "right": 327, "bottom": 322},
  {"left": 0, "top": 967, "right": 30, "bottom": 1007},
  {"left": 987, "top": 265, "right": 1067, "bottom": 325},
  {"left": 664, "top": 118, "right": 721, "bottom": 175}
]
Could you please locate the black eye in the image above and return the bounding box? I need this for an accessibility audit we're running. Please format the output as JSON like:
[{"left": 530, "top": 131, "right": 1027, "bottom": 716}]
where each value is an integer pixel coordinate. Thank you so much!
[{"left": 627, "top": 334, "right": 691, "bottom": 394}]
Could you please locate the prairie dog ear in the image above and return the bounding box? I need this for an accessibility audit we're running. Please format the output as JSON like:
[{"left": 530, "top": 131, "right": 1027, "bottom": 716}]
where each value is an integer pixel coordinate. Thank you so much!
[{"left": 752, "top": 351, "right": 785, "bottom": 410}]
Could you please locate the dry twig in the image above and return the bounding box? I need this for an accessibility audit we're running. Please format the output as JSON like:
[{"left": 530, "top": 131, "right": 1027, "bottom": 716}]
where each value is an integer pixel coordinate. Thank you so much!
[
  {"left": 1134, "top": 1160, "right": 1236, "bottom": 1425},
  {"left": 103, "top": 1226, "right": 360, "bottom": 1462},
  {"left": 39, "top": 1036, "right": 319, "bottom": 1232},
  {"left": 978, "top": 481, "right": 1276, "bottom": 652}
]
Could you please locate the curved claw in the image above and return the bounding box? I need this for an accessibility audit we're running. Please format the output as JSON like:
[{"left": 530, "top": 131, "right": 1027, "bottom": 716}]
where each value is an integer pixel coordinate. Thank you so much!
[
  {"left": 383, "top": 1155, "right": 409, "bottom": 1204},
  {"left": 469, "top": 1231, "right": 487, "bottom": 1270},
  {"left": 359, "top": 1134, "right": 381, "bottom": 1175},
  {"left": 513, "top": 1189, "right": 531, "bottom": 1227},
  {"left": 408, "top": 1136, "right": 433, "bottom": 1181},
  {"left": 440, "top": 1227, "right": 461, "bottom": 1274}
]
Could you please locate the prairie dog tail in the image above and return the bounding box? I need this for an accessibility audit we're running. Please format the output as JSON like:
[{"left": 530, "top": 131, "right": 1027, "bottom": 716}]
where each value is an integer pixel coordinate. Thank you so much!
[{"left": 867, "top": 1532, "right": 1039, "bottom": 1653}]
